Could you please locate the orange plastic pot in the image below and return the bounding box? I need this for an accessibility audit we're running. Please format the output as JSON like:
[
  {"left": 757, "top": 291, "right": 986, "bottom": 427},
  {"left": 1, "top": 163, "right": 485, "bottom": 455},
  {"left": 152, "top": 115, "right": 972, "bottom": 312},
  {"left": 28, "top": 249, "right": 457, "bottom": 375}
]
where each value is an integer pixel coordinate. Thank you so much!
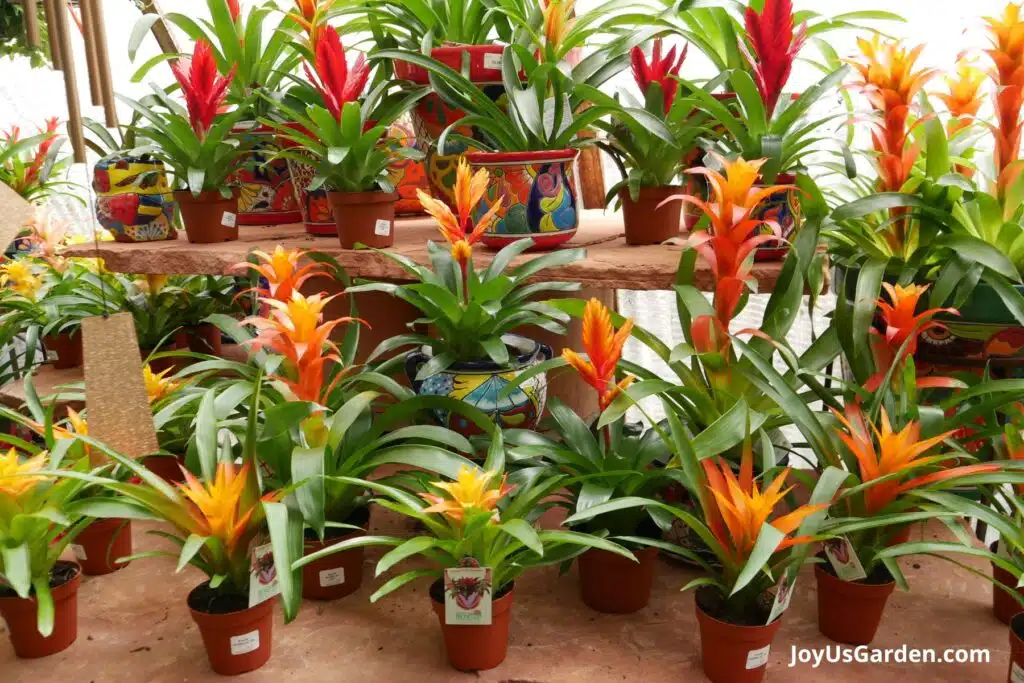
[
  {"left": 74, "top": 518, "right": 132, "bottom": 576},
  {"left": 142, "top": 454, "right": 186, "bottom": 484},
  {"left": 815, "top": 563, "right": 895, "bottom": 645},
  {"left": 0, "top": 561, "right": 81, "bottom": 658},
  {"left": 578, "top": 546, "right": 658, "bottom": 613},
  {"left": 1009, "top": 612, "right": 1024, "bottom": 682},
  {"left": 695, "top": 587, "right": 782, "bottom": 683},
  {"left": 619, "top": 186, "right": 683, "bottom": 245},
  {"left": 188, "top": 583, "right": 274, "bottom": 675},
  {"left": 994, "top": 561, "right": 1024, "bottom": 625},
  {"left": 326, "top": 191, "right": 398, "bottom": 249},
  {"left": 301, "top": 508, "right": 369, "bottom": 600},
  {"left": 174, "top": 189, "right": 240, "bottom": 244},
  {"left": 430, "top": 580, "right": 513, "bottom": 671},
  {"left": 187, "top": 323, "right": 223, "bottom": 355},
  {"left": 43, "top": 332, "right": 83, "bottom": 369}
]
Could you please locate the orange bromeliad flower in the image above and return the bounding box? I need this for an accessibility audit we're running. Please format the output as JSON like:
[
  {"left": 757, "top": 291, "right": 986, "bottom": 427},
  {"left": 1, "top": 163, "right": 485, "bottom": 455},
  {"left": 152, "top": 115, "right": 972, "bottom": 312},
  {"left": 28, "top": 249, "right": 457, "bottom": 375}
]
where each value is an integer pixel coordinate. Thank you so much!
[
  {"left": 985, "top": 3, "right": 1024, "bottom": 192},
  {"left": 417, "top": 158, "right": 502, "bottom": 270},
  {"left": 239, "top": 246, "right": 330, "bottom": 302},
  {"left": 419, "top": 465, "right": 514, "bottom": 523},
  {"left": 936, "top": 59, "right": 986, "bottom": 131},
  {"left": 701, "top": 443, "right": 826, "bottom": 564},
  {"left": 0, "top": 448, "right": 50, "bottom": 499},
  {"left": 144, "top": 364, "right": 181, "bottom": 404},
  {"left": 562, "top": 298, "right": 634, "bottom": 411},
  {"left": 290, "top": 0, "right": 335, "bottom": 49},
  {"left": 871, "top": 283, "right": 958, "bottom": 369},
  {"left": 178, "top": 461, "right": 272, "bottom": 553},
  {"left": 542, "top": 0, "right": 575, "bottom": 50}
]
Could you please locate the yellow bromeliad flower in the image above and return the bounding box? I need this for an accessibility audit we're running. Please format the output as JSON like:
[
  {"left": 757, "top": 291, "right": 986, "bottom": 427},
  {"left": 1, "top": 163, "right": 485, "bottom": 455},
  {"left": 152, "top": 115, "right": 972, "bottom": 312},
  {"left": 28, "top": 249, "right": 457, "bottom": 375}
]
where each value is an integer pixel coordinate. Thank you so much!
[
  {"left": 416, "top": 158, "right": 502, "bottom": 267},
  {"left": 178, "top": 462, "right": 262, "bottom": 553},
  {"left": 0, "top": 448, "right": 50, "bottom": 499},
  {"left": 937, "top": 59, "right": 986, "bottom": 124},
  {"left": 420, "top": 465, "right": 514, "bottom": 523},
  {"left": 144, "top": 364, "right": 181, "bottom": 404},
  {"left": 0, "top": 260, "right": 42, "bottom": 300},
  {"left": 542, "top": 0, "right": 575, "bottom": 50},
  {"left": 848, "top": 36, "right": 937, "bottom": 112},
  {"left": 562, "top": 298, "right": 634, "bottom": 411}
]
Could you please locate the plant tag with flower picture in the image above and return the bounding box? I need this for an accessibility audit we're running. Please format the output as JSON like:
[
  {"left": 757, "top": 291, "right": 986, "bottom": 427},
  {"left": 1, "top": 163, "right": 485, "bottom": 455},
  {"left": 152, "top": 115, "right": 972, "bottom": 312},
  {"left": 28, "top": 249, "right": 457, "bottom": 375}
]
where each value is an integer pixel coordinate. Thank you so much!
[
  {"left": 824, "top": 537, "right": 868, "bottom": 582},
  {"left": 248, "top": 537, "right": 279, "bottom": 608},
  {"left": 374, "top": 219, "right": 391, "bottom": 237},
  {"left": 444, "top": 559, "right": 492, "bottom": 626},
  {"left": 222, "top": 211, "right": 237, "bottom": 228},
  {"left": 766, "top": 570, "right": 796, "bottom": 624},
  {"left": 1011, "top": 662, "right": 1024, "bottom": 683}
]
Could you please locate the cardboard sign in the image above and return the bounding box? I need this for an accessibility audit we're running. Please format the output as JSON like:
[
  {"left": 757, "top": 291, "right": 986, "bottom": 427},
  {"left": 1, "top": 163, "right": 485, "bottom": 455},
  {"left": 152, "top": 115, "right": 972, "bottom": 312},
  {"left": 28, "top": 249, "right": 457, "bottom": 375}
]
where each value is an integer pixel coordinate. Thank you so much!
[
  {"left": 443, "top": 565, "right": 493, "bottom": 626},
  {"left": 248, "top": 539, "right": 280, "bottom": 607},
  {"left": 824, "top": 537, "right": 868, "bottom": 582}
]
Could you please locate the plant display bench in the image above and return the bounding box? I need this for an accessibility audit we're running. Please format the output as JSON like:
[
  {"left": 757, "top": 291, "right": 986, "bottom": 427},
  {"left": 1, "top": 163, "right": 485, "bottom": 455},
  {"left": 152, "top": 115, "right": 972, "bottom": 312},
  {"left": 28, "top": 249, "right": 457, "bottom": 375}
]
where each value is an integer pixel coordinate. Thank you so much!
[{"left": 64, "top": 209, "right": 823, "bottom": 417}]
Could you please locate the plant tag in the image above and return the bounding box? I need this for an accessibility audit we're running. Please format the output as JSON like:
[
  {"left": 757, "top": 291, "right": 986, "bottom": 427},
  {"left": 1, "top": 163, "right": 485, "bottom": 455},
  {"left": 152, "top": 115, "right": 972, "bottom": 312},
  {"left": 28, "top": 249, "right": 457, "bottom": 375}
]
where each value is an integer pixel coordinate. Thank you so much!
[
  {"left": 374, "top": 219, "right": 391, "bottom": 237},
  {"left": 230, "top": 630, "right": 260, "bottom": 656},
  {"left": 248, "top": 539, "right": 279, "bottom": 607},
  {"left": 71, "top": 544, "right": 87, "bottom": 561},
  {"left": 824, "top": 537, "right": 868, "bottom": 582},
  {"left": 444, "top": 561, "right": 492, "bottom": 626},
  {"left": 1012, "top": 662, "right": 1024, "bottom": 683},
  {"left": 483, "top": 53, "right": 502, "bottom": 71},
  {"left": 222, "top": 211, "right": 237, "bottom": 228},
  {"left": 766, "top": 572, "right": 795, "bottom": 624},
  {"left": 745, "top": 644, "right": 771, "bottom": 670},
  {"left": 319, "top": 567, "right": 345, "bottom": 588}
]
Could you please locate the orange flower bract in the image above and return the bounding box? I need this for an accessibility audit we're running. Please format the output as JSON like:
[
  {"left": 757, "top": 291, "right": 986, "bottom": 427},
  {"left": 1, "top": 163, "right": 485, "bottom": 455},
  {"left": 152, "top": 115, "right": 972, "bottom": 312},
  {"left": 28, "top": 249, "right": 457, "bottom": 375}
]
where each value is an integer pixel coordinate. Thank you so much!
[
  {"left": 561, "top": 298, "right": 634, "bottom": 411},
  {"left": 419, "top": 466, "right": 514, "bottom": 523},
  {"left": 178, "top": 461, "right": 274, "bottom": 553},
  {"left": 986, "top": 3, "right": 1024, "bottom": 189},
  {"left": 239, "top": 246, "right": 330, "bottom": 302},
  {"left": 0, "top": 449, "right": 50, "bottom": 499},
  {"left": 416, "top": 158, "right": 502, "bottom": 267}
]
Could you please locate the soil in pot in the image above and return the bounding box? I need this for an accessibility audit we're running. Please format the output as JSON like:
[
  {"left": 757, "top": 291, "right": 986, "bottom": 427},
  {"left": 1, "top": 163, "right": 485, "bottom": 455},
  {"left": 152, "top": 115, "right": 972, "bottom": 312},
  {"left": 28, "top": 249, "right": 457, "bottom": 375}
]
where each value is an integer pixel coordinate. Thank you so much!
[
  {"left": 301, "top": 506, "right": 369, "bottom": 601},
  {"left": 186, "top": 323, "right": 223, "bottom": 355},
  {"left": 619, "top": 186, "right": 683, "bottom": 245},
  {"left": 815, "top": 558, "right": 896, "bottom": 645},
  {"left": 43, "top": 332, "right": 83, "bottom": 369},
  {"left": 0, "top": 560, "right": 81, "bottom": 658},
  {"left": 578, "top": 517, "right": 661, "bottom": 613},
  {"left": 429, "top": 579, "right": 514, "bottom": 671},
  {"left": 188, "top": 582, "right": 274, "bottom": 675},
  {"left": 174, "top": 189, "right": 240, "bottom": 244},
  {"left": 327, "top": 191, "right": 398, "bottom": 249},
  {"left": 695, "top": 586, "right": 781, "bottom": 683},
  {"left": 73, "top": 518, "right": 132, "bottom": 576}
]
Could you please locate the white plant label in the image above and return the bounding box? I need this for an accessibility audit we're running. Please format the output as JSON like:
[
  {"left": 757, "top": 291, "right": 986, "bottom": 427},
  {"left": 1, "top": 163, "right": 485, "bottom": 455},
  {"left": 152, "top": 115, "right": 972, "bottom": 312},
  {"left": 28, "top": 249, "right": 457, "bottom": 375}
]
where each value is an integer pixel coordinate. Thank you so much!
[
  {"left": 319, "top": 567, "right": 346, "bottom": 588},
  {"left": 221, "top": 211, "right": 237, "bottom": 228},
  {"left": 1013, "top": 662, "right": 1024, "bottom": 683},
  {"left": 766, "top": 572, "right": 796, "bottom": 624},
  {"left": 248, "top": 540, "right": 280, "bottom": 607},
  {"left": 230, "top": 630, "right": 260, "bottom": 656},
  {"left": 824, "top": 537, "right": 868, "bottom": 582},
  {"left": 71, "top": 544, "right": 87, "bottom": 561},
  {"left": 374, "top": 219, "right": 392, "bottom": 237},
  {"left": 745, "top": 644, "right": 771, "bottom": 670},
  {"left": 443, "top": 565, "right": 492, "bottom": 626},
  {"left": 483, "top": 53, "right": 502, "bottom": 71}
]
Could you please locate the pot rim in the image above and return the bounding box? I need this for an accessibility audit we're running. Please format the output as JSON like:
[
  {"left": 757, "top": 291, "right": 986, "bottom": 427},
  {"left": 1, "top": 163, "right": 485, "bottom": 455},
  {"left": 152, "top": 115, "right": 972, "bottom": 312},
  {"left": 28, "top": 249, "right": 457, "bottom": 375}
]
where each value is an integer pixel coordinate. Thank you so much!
[
  {"left": 187, "top": 581, "right": 273, "bottom": 618},
  {"left": 326, "top": 189, "right": 400, "bottom": 204},
  {"left": 465, "top": 149, "right": 579, "bottom": 165},
  {"left": 173, "top": 188, "right": 239, "bottom": 203},
  {"left": 813, "top": 562, "right": 897, "bottom": 593},
  {"left": 694, "top": 586, "right": 782, "bottom": 632},
  {"left": 0, "top": 560, "right": 81, "bottom": 603},
  {"left": 416, "top": 333, "right": 549, "bottom": 372}
]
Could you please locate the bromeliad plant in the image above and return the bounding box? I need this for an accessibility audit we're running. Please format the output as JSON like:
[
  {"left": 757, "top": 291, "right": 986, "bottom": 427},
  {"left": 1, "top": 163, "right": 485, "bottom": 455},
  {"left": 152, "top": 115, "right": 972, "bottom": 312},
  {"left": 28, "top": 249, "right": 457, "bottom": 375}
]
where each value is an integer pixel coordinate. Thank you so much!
[{"left": 0, "top": 117, "right": 75, "bottom": 204}]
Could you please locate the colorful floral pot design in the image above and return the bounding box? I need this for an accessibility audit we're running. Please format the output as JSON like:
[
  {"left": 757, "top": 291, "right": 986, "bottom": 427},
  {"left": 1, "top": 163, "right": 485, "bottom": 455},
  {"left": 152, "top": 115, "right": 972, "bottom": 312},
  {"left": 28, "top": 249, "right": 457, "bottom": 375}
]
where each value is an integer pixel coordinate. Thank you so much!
[
  {"left": 387, "top": 117, "right": 429, "bottom": 216},
  {"left": 230, "top": 124, "right": 301, "bottom": 226},
  {"left": 750, "top": 172, "right": 799, "bottom": 261},
  {"left": 285, "top": 157, "right": 336, "bottom": 235},
  {"left": 92, "top": 152, "right": 176, "bottom": 242},
  {"left": 405, "top": 334, "right": 551, "bottom": 436},
  {"left": 466, "top": 149, "right": 580, "bottom": 250}
]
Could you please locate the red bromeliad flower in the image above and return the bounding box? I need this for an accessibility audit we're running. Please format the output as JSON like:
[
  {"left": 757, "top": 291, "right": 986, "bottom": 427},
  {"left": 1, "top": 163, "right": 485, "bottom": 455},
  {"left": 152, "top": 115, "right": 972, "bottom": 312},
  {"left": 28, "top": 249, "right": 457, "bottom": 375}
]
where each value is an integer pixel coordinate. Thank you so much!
[
  {"left": 170, "top": 40, "right": 236, "bottom": 140},
  {"left": 741, "top": 0, "right": 807, "bottom": 115},
  {"left": 562, "top": 298, "right": 634, "bottom": 411},
  {"left": 22, "top": 117, "right": 60, "bottom": 190},
  {"left": 303, "top": 29, "right": 369, "bottom": 122},
  {"left": 870, "top": 283, "right": 958, "bottom": 369},
  {"left": 226, "top": 0, "right": 240, "bottom": 21},
  {"left": 630, "top": 38, "right": 687, "bottom": 115},
  {"left": 985, "top": 3, "right": 1024, "bottom": 191}
]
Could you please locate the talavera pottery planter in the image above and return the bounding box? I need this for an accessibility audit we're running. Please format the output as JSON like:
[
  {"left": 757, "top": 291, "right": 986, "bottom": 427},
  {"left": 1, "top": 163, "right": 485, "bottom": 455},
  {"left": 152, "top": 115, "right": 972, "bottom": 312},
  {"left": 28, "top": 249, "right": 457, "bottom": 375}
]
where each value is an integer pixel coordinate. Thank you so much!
[
  {"left": 695, "top": 586, "right": 782, "bottom": 683},
  {"left": 93, "top": 152, "right": 176, "bottom": 242},
  {"left": 277, "top": 122, "right": 335, "bottom": 235},
  {"left": 326, "top": 191, "right": 398, "bottom": 249},
  {"left": 388, "top": 117, "right": 429, "bottom": 216},
  {"left": 430, "top": 579, "right": 514, "bottom": 671},
  {"left": 301, "top": 506, "right": 369, "bottom": 601},
  {"left": 619, "top": 185, "right": 683, "bottom": 245},
  {"left": 465, "top": 149, "right": 580, "bottom": 250},
  {"left": 405, "top": 333, "right": 551, "bottom": 436},
  {"left": 750, "top": 171, "right": 798, "bottom": 261},
  {"left": 173, "top": 189, "right": 240, "bottom": 244},
  {"left": 229, "top": 123, "right": 301, "bottom": 226},
  {"left": 0, "top": 560, "right": 81, "bottom": 658},
  {"left": 188, "top": 583, "right": 274, "bottom": 675}
]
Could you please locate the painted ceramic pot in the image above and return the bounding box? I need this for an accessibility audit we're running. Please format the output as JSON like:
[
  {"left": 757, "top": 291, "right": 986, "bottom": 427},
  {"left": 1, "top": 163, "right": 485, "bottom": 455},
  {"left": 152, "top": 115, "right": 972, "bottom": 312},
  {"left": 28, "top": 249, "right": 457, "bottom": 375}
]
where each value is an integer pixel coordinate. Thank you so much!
[
  {"left": 92, "top": 152, "right": 176, "bottom": 242},
  {"left": 465, "top": 149, "right": 580, "bottom": 250},
  {"left": 286, "top": 157, "right": 336, "bottom": 235},
  {"left": 405, "top": 334, "right": 551, "bottom": 436},
  {"left": 750, "top": 172, "right": 799, "bottom": 261},
  {"left": 387, "top": 117, "right": 429, "bottom": 216},
  {"left": 230, "top": 124, "right": 301, "bottom": 226}
]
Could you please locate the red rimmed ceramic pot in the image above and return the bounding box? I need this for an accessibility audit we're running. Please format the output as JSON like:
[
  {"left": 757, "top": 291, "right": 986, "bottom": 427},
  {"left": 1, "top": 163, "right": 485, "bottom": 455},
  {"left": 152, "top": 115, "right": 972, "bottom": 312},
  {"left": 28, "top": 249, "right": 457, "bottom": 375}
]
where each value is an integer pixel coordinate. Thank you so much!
[
  {"left": 0, "top": 560, "right": 81, "bottom": 658},
  {"left": 229, "top": 123, "right": 301, "bottom": 226},
  {"left": 815, "top": 562, "right": 896, "bottom": 645},
  {"left": 277, "top": 122, "right": 336, "bottom": 235},
  {"left": 429, "top": 579, "right": 514, "bottom": 671},
  {"left": 173, "top": 189, "right": 240, "bottom": 244},
  {"left": 465, "top": 149, "right": 580, "bottom": 250},
  {"left": 188, "top": 584, "right": 275, "bottom": 675},
  {"left": 695, "top": 586, "right": 782, "bottom": 683},
  {"left": 72, "top": 518, "right": 132, "bottom": 576}
]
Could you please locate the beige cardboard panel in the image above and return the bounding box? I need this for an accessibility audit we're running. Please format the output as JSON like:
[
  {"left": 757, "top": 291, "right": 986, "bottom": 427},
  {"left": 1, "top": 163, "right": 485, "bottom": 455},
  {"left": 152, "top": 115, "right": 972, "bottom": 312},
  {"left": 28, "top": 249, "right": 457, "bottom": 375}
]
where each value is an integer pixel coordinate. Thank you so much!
[
  {"left": 83, "top": 312, "right": 159, "bottom": 463},
  {"left": 0, "top": 182, "right": 34, "bottom": 254}
]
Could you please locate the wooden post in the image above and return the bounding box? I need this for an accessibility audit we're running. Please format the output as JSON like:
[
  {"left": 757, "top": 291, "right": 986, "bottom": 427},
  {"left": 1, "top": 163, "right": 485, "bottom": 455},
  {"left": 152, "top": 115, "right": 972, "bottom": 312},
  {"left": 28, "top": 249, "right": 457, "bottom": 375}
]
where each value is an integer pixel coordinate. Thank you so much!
[
  {"left": 577, "top": 146, "right": 606, "bottom": 210},
  {"left": 78, "top": 0, "right": 103, "bottom": 106},
  {"left": 43, "top": 0, "right": 62, "bottom": 71},
  {"left": 138, "top": 0, "right": 179, "bottom": 56},
  {"left": 22, "top": 0, "right": 40, "bottom": 49},
  {"left": 88, "top": 0, "right": 118, "bottom": 128},
  {"left": 50, "top": 0, "right": 86, "bottom": 162}
]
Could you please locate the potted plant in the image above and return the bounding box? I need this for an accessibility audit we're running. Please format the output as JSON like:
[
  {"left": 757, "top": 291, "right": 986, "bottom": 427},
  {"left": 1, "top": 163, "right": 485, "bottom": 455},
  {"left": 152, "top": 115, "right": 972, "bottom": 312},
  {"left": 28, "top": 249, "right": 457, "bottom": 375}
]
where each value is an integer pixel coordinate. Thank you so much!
[
  {"left": 264, "top": 31, "right": 428, "bottom": 248},
  {"left": 177, "top": 275, "right": 241, "bottom": 355},
  {"left": 122, "top": 40, "right": 250, "bottom": 244},
  {"left": 0, "top": 117, "right": 77, "bottom": 205},
  {"left": 295, "top": 431, "right": 635, "bottom": 671},
  {"left": 129, "top": 0, "right": 302, "bottom": 226},
  {"left": 119, "top": 274, "right": 189, "bottom": 371},
  {"left": 347, "top": 158, "right": 584, "bottom": 433}
]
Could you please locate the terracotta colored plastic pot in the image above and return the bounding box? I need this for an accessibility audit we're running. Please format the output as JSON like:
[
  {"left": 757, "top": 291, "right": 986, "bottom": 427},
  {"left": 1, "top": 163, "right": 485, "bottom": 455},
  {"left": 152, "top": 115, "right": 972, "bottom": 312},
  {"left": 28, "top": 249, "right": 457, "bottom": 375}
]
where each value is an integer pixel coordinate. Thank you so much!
[
  {"left": 43, "top": 332, "right": 83, "bottom": 369},
  {"left": 187, "top": 323, "right": 223, "bottom": 356},
  {"left": 619, "top": 186, "right": 683, "bottom": 245},
  {"left": 430, "top": 580, "right": 514, "bottom": 671},
  {"left": 815, "top": 563, "right": 896, "bottom": 645},
  {"left": 327, "top": 191, "right": 398, "bottom": 249},
  {"left": 188, "top": 584, "right": 274, "bottom": 675},
  {"left": 886, "top": 524, "right": 913, "bottom": 547},
  {"left": 0, "top": 561, "right": 81, "bottom": 658},
  {"left": 142, "top": 454, "right": 186, "bottom": 483},
  {"left": 174, "top": 189, "right": 240, "bottom": 244},
  {"left": 1009, "top": 612, "right": 1024, "bottom": 682},
  {"left": 578, "top": 545, "right": 659, "bottom": 613},
  {"left": 301, "top": 508, "right": 369, "bottom": 601},
  {"left": 994, "top": 561, "right": 1024, "bottom": 625},
  {"left": 695, "top": 588, "right": 782, "bottom": 683},
  {"left": 73, "top": 518, "right": 132, "bottom": 576}
]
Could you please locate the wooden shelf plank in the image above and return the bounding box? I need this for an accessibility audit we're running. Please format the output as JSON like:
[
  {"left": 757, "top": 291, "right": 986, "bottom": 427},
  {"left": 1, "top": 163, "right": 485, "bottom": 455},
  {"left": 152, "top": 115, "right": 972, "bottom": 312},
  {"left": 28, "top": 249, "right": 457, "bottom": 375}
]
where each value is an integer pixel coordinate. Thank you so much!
[
  {"left": 64, "top": 210, "right": 811, "bottom": 293},
  {"left": 0, "top": 364, "right": 84, "bottom": 411}
]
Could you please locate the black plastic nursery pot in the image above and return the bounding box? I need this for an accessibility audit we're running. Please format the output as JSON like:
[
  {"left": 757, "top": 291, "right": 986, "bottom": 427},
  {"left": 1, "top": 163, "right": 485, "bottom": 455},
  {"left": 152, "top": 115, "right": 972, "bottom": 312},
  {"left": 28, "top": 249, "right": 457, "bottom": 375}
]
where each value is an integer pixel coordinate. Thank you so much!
[
  {"left": 301, "top": 506, "right": 370, "bottom": 601},
  {"left": 694, "top": 586, "right": 782, "bottom": 683},
  {"left": 0, "top": 560, "right": 81, "bottom": 658},
  {"left": 187, "top": 583, "right": 274, "bottom": 675},
  {"left": 429, "top": 579, "right": 514, "bottom": 671}
]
